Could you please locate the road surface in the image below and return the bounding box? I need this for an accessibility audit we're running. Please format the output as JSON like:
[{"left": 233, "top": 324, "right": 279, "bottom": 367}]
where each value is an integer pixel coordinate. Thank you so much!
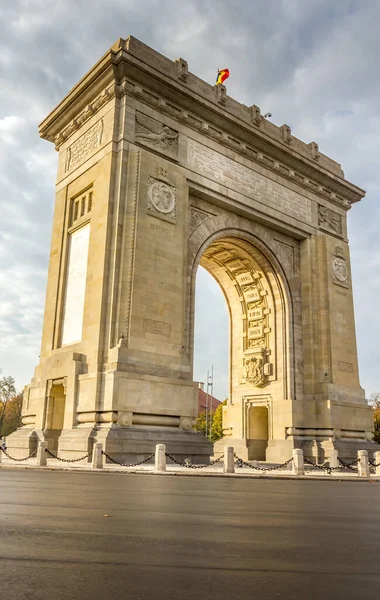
[{"left": 1, "top": 469, "right": 379, "bottom": 599}]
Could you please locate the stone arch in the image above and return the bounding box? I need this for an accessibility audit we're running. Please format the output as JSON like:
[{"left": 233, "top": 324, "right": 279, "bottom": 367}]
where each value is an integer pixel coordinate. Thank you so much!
[{"left": 187, "top": 211, "right": 302, "bottom": 460}]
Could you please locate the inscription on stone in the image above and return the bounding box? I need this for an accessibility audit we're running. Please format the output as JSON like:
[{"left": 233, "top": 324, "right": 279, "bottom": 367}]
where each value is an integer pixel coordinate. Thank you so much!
[
  {"left": 244, "top": 288, "right": 261, "bottom": 303},
  {"left": 236, "top": 272, "right": 254, "bottom": 286},
  {"left": 143, "top": 318, "right": 171, "bottom": 338},
  {"left": 248, "top": 307, "right": 263, "bottom": 320},
  {"left": 187, "top": 139, "right": 311, "bottom": 222},
  {"left": 65, "top": 119, "right": 104, "bottom": 171},
  {"left": 248, "top": 324, "right": 264, "bottom": 339}
]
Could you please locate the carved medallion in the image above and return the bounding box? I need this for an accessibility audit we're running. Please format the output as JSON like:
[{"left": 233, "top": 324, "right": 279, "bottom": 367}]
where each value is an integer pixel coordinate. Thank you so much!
[
  {"left": 332, "top": 256, "right": 348, "bottom": 283},
  {"left": 147, "top": 177, "right": 176, "bottom": 222}
]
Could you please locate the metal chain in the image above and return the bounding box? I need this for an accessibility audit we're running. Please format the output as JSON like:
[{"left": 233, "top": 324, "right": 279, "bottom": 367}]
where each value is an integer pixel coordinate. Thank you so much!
[
  {"left": 165, "top": 453, "right": 224, "bottom": 469},
  {"left": 45, "top": 448, "right": 91, "bottom": 463},
  {"left": 337, "top": 457, "right": 359, "bottom": 472},
  {"left": 0, "top": 447, "right": 37, "bottom": 462},
  {"left": 101, "top": 451, "right": 155, "bottom": 468},
  {"left": 303, "top": 458, "right": 344, "bottom": 475},
  {"left": 234, "top": 453, "right": 293, "bottom": 472},
  {"left": 369, "top": 458, "right": 380, "bottom": 469}
]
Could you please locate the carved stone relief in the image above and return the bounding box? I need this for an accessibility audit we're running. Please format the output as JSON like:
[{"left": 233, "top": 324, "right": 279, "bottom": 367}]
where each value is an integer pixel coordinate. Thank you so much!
[
  {"left": 243, "top": 354, "right": 266, "bottom": 386},
  {"left": 189, "top": 207, "right": 214, "bottom": 233},
  {"left": 318, "top": 205, "right": 343, "bottom": 236},
  {"left": 143, "top": 318, "right": 171, "bottom": 338},
  {"left": 276, "top": 240, "right": 294, "bottom": 274},
  {"left": 338, "top": 361, "right": 353, "bottom": 373},
  {"left": 135, "top": 112, "right": 178, "bottom": 157}
]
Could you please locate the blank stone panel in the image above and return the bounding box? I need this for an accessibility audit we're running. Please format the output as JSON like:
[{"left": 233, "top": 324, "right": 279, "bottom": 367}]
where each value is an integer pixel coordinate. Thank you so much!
[{"left": 61, "top": 224, "right": 90, "bottom": 346}]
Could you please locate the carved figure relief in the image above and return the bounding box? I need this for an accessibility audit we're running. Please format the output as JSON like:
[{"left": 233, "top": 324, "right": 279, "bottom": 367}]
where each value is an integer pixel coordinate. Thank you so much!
[
  {"left": 147, "top": 177, "right": 176, "bottom": 222},
  {"left": 135, "top": 112, "right": 178, "bottom": 156},
  {"left": 318, "top": 205, "right": 343, "bottom": 236}
]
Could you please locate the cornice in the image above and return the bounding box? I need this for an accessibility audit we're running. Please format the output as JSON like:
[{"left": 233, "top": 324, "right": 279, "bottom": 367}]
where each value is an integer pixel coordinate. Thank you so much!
[{"left": 39, "top": 35, "right": 365, "bottom": 207}]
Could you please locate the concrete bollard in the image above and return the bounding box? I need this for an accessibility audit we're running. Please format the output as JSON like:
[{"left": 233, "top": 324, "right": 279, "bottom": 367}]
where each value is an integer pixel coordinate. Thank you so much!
[
  {"left": 36, "top": 441, "right": 48, "bottom": 467},
  {"left": 155, "top": 444, "right": 166, "bottom": 473},
  {"left": 374, "top": 451, "right": 380, "bottom": 476},
  {"left": 358, "top": 450, "right": 370, "bottom": 477},
  {"left": 329, "top": 449, "right": 339, "bottom": 469},
  {"left": 91, "top": 443, "right": 103, "bottom": 469},
  {"left": 224, "top": 447, "right": 235, "bottom": 474},
  {"left": 292, "top": 449, "right": 304, "bottom": 476}
]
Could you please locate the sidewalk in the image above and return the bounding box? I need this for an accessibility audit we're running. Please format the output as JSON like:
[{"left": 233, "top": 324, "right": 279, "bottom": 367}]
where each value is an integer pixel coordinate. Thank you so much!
[{"left": 1, "top": 455, "right": 379, "bottom": 481}]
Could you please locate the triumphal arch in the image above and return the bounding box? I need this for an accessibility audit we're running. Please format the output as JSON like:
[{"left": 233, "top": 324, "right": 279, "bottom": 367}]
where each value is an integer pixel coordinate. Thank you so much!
[{"left": 8, "top": 36, "right": 375, "bottom": 462}]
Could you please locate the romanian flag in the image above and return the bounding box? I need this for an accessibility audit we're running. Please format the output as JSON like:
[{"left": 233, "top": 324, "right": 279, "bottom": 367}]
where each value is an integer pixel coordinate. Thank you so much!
[{"left": 216, "top": 68, "right": 229, "bottom": 85}]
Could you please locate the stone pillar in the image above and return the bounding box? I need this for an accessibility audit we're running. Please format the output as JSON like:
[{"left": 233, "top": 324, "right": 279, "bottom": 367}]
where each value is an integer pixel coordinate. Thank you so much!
[
  {"left": 358, "top": 450, "right": 370, "bottom": 477},
  {"left": 374, "top": 451, "right": 380, "bottom": 476},
  {"left": 329, "top": 449, "right": 339, "bottom": 469},
  {"left": 0, "top": 448, "right": 2, "bottom": 463},
  {"left": 224, "top": 447, "right": 235, "bottom": 473},
  {"left": 36, "top": 441, "right": 47, "bottom": 467},
  {"left": 91, "top": 443, "right": 103, "bottom": 469},
  {"left": 292, "top": 449, "right": 304, "bottom": 476},
  {"left": 155, "top": 444, "right": 166, "bottom": 473}
]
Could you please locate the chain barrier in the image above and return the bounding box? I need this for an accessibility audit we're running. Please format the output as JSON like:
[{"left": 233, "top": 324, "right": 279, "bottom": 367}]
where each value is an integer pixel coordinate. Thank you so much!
[
  {"left": 337, "top": 457, "right": 359, "bottom": 472},
  {"left": 45, "top": 448, "right": 91, "bottom": 463},
  {"left": 165, "top": 453, "right": 224, "bottom": 469},
  {"left": 303, "top": 458, "right": 344, "bottom": 475},
  {"left": 234, "top": 453, "right": 293, "bottom": 472},
  {"left": 369, "top": 458, "right": 380, "bottom": 470},
  {"left": 101, "top": 451, "right": 155, "bottom": 468},
  {"left": 0, "top": 447, "right": 37, "bottom": 462}
]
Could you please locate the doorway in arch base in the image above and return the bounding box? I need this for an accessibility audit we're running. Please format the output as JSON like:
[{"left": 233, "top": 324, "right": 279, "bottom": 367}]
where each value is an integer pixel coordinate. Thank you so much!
[{"left": 189, "top": 231, "right": 296, "bottom": 463}]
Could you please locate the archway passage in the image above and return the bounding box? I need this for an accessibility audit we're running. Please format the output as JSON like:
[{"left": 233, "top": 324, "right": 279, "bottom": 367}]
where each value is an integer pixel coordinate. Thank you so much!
[
  {"left": 193, "top": 235, "right": 291, "bottom": 461},
  {"left": 193, "top": 266, "right": 229, "bottom": 404}
]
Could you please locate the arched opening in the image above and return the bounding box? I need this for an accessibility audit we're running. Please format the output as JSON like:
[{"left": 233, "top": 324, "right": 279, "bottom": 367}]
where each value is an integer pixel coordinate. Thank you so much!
[
  {"left": 193, "top": 266, "right": 229, "bottom": 437},
  {"left": 190, "top": 232, "right": 292, "bottom": 461}
]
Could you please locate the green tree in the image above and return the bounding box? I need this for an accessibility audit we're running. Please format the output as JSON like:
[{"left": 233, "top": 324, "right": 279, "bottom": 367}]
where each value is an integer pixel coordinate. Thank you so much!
[
  {"left": 210, "top": 399, "right": 227, "bottom": 442},
  {"left": 369, "top": 392, "right": 380, "bottom": 443},
  {"left": 0, "top": 374, "right": 17, "bottom": 437}
]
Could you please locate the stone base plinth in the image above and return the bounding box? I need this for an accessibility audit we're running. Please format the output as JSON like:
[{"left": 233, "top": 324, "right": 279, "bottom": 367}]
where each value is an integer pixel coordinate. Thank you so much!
[
  {"left": 4, "top": 427, "right": 43, "bottom": 459},
  {"left": 95, "top": 426, "right": 213, "bottom": 465}
]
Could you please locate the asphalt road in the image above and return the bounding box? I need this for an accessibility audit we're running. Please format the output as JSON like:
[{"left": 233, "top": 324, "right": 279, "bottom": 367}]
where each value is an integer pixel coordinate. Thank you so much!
[{"left": 1, "top": 470, "right": 380, "bottom": 600}]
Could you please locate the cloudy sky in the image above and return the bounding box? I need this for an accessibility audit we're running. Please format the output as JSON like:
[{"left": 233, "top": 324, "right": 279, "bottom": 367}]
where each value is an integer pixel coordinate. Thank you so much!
[{"left": 0, "top": 0, "right": 379, "bottom": 401}]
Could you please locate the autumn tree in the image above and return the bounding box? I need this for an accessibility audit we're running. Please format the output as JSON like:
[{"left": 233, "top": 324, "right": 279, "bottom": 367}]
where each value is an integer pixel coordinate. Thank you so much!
[
  {"left": 2, "top": 393, "right": 23, "bottom": 437},
  {"left": 210, "top": 399, "right": 227, "bottom": 442},
  {"left": 0, "top": 374, "right": 18, "bottom": 437},
  {"left": 369, "top": 392, "right": 380, "bottom": 443}
]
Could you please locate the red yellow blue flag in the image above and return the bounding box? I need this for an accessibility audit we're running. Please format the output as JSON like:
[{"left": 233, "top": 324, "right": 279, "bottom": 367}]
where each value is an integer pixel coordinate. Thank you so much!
[{"left": 216, "top": 68, "right": 229, "bottom": 85}]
